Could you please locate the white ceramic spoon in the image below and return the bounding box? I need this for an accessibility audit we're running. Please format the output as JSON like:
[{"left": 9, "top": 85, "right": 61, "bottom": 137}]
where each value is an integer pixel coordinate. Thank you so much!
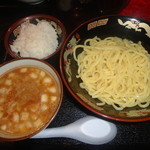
[{"left": 31, "top": 116, "right": 117, "bottom": 145}]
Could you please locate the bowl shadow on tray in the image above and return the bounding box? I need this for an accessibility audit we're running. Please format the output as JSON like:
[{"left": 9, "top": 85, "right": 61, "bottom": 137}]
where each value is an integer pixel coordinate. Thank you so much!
[{"left": 61, "top": 15, "right": 150, "bottom": 122}]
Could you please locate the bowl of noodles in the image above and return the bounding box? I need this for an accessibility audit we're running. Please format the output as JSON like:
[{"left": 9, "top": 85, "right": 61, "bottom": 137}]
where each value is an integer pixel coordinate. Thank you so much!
[{"left": 60, "top": 15, "right": 150, "bottom": 122}]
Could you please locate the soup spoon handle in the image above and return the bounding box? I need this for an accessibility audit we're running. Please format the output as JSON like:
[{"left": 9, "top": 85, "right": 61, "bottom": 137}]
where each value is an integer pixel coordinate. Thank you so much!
[{"left": 33, "top": 126, "right": 72, "bottom": 138}]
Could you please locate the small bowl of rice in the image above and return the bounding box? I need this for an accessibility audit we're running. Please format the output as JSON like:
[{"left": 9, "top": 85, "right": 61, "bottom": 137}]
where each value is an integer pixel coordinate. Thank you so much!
[
  {"left": 4, "top": 14, "right": 66, "bottom": 60},
  {"left": 60, "top": 15, "right": 150, "bottom": 122}
]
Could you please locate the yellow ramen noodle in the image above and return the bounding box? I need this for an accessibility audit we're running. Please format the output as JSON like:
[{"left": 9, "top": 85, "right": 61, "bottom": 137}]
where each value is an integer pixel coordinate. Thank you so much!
[
  {"left": 0, "top": 66, "right": 59, "bottom": 136},
  {"left": 73, "top": 36, "right": 150, "bottom": 110}
]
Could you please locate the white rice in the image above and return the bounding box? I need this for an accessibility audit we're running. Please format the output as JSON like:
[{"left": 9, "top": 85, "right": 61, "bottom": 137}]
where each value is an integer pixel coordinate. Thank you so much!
[{"left": 10, "top": 20, "right": 58, "bottom": 59}]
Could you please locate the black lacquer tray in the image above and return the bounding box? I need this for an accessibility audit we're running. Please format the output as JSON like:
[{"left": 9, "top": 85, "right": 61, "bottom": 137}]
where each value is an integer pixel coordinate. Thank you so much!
[{"left": 0, "top": 0, "right": 150, "bottom": 149}]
